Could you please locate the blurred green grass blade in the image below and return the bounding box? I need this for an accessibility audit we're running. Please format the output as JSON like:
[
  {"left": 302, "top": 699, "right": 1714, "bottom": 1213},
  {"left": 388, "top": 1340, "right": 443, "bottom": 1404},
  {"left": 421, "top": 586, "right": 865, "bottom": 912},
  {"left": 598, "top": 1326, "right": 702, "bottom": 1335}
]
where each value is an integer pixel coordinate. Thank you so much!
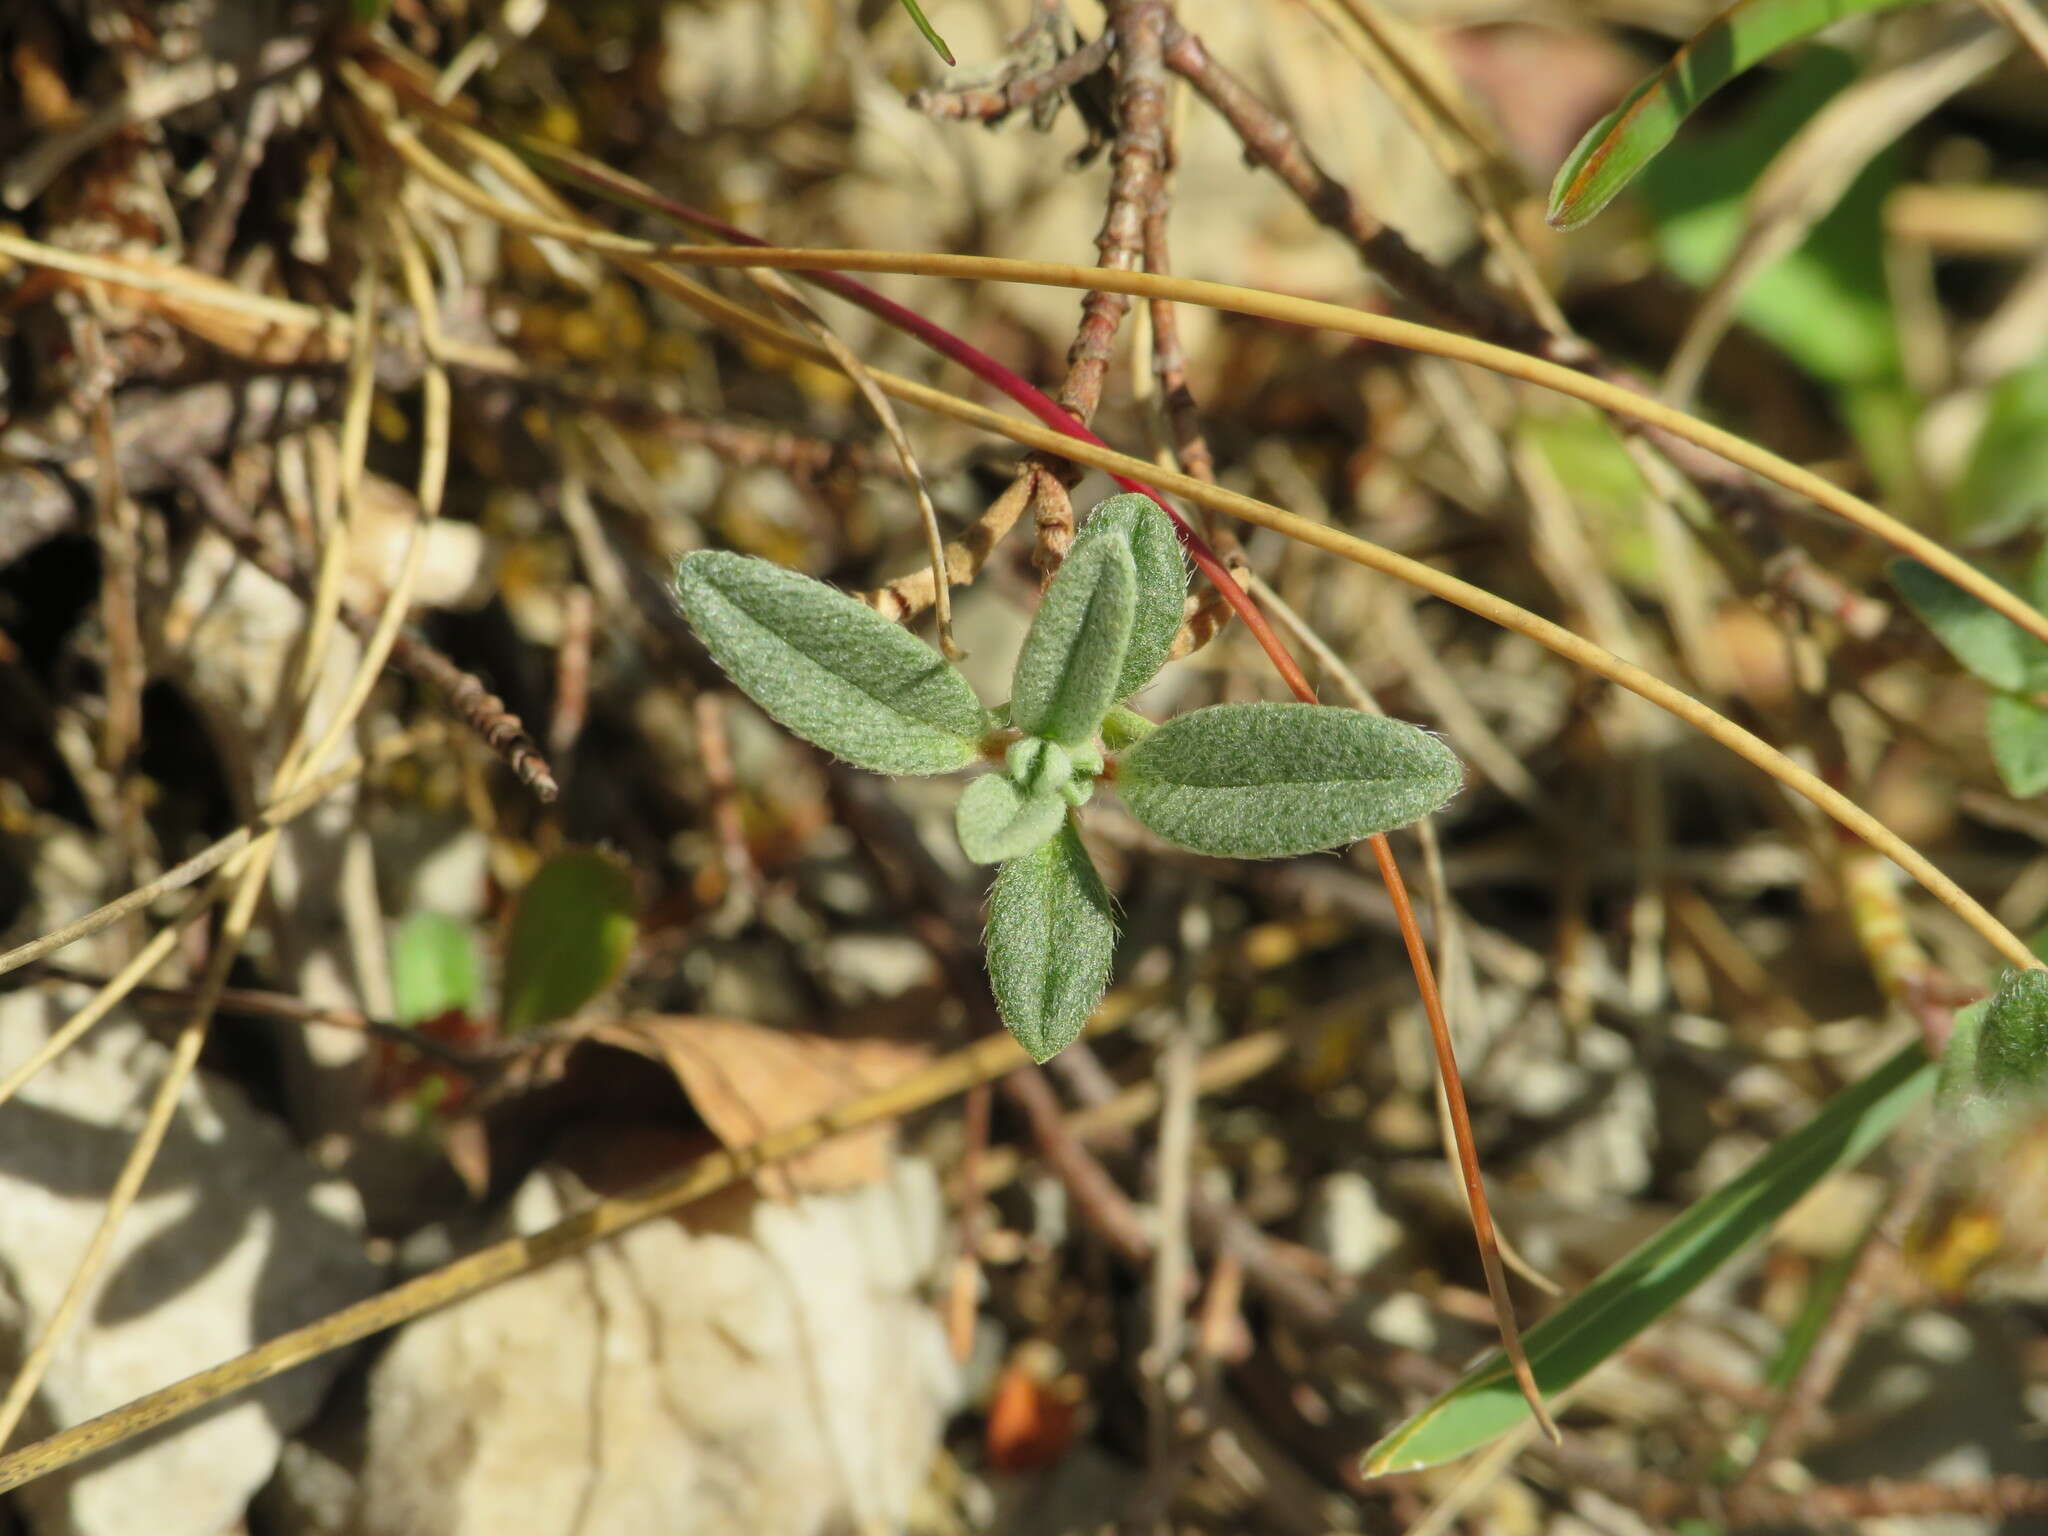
[
  {"left": 1547, "top": 0, "right": 1935, "bottom": 231},
  {"left": 896, "top": 0, "right": 956, "bottom": 65},
  {"left": 1362, "top": 1041, "right": 1934, "bottom": 1475}
]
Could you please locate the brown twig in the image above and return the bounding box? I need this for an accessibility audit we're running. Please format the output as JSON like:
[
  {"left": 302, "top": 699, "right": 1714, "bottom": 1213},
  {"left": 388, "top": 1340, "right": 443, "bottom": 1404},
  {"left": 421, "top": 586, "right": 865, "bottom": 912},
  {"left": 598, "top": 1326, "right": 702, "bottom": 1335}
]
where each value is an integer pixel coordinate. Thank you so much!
[
  {"left": 911, "top": 26, "right": 1116, "bottom": 124},
  {"left": 174, "top": 456, "right": 559, "bottom": 801},
  {"left": 1160, "top": 18, "right": 1563, "bottom": 363}
]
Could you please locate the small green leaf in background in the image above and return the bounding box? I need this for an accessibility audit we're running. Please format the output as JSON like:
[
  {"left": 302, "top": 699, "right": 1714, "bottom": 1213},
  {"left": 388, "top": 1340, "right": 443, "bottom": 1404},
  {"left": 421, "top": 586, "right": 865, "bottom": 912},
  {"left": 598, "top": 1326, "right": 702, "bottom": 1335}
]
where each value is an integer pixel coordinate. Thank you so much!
[
  {"left": 391, "top": 911, "right": 481, "bottom": 1026},
  {"left": 985, "top": 822, "right": 1117, "bottom": 1061},
  {"left": 1956, "top": 359, "right": 2048, "bottom": 546},
  {"left": 1547, "top": 0, "right": 1933, "bottom": 231},
  {"left": 1115, "top": 703, "right": 1462, "bottom": 859},
  {"left": 957, "top": 771, "right": 1068, "bottom": 865},
  {"left": 1362, "top": 1040, "right": 1936, "bottom": 1474},
  {"left": 1640, "top": 48, "right": 1901, "bottom": 394},
  {"left": 1889, "top": 556, "right": 2048, "bottom": 694},
  {"left": 1989, "top": 692, "right": 2048, "bottom": 798},
  {"left": 895, "top": 0, "right": 955, "bottom": 65},
  {"left": 1009, "top": 531, "right": 1136, "bottom": 748},
  {"left": 1976, "top": 968, "right": 2048, "bottom": 1100},
  {"left": 501, "top": 849, "right": 639, "bottom": 1034},
  {"left": 675, "top": 551, "right": 991, "bottom": 776},
  {"left": 1076, "top": 494, "right": 1189, "bottom": 702}
]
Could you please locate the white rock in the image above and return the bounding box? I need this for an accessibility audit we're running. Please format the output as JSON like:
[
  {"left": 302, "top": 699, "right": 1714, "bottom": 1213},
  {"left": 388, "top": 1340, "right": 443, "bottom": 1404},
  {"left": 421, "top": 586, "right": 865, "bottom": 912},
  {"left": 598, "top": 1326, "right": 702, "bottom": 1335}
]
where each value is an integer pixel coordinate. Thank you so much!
[
  {"left": 354, "top": 1156, "right": 959, "bottom": 1536},
  {"left": 1302, "top": 1171, "right": 1405, "bottom": 1278},
  {"left": 0, "top": 995, "right": 380, "bottom": 1536}
]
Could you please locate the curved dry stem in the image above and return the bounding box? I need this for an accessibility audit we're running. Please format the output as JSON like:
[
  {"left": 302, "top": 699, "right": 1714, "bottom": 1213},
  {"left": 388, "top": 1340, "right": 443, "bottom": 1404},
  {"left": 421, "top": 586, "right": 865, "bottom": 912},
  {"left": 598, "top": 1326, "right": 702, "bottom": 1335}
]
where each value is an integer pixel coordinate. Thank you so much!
[
  {"left": 860, "top": 392, "right": 2039, "bottom": 973},
  {"left": 384, "top": 127, "right": 2031, "bottom": 971},
  {"left": 0, "top": 726, "right": 442, "bottom": 980},
  {"left": 0, "top": 1006, "right": 1111, "bottom": 1495},
  {"left": 373, "top": 194, "right": 2043, "bottom": 659}
]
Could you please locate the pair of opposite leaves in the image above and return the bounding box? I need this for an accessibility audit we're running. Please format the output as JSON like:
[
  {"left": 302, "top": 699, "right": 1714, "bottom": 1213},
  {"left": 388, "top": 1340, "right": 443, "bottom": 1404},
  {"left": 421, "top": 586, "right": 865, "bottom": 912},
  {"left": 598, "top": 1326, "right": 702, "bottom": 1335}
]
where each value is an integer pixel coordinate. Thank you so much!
[{"left": 675, "top": 493, "right": 1463, "bottom": 1060}]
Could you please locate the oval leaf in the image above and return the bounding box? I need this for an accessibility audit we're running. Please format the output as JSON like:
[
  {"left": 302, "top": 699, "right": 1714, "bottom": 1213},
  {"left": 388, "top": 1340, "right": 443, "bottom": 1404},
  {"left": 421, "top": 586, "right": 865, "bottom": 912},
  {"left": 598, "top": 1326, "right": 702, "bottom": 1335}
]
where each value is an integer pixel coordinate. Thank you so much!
[
  {"left": 1363, "top": 1041, "right": 1935, "bottom": 1475},
  {"left": 391, "top": 911, "right": 481, "bottom": 1026},
  {"left": 1076, "top": 494, "right": 1188, "bottom": 700},
  {"left": 501, "top": 849, "right": 639, "bottom": 1034},
  {"left": 1959, "top": 360, "right": 2048, "bottom": 545},
  {"left": 1009, "top": 534, "right": 1137, "bottom": 747},
  {"left": 957, "top": 772, "right": 1068, "bottom": 865},
  {"left": 676, "top": 551, "right": 990, "bottom": 775},
  {"left": 1978, "top": 968, "right": 2048, "bottom": 1100},
  {"left": 1116, "top": 703, "right": 1462, "bottom": 858},
  {"left": 1889, "top": 556, "right": 2048, "bottom": 694},
  {"left": 985, "top": 823, "right": 1116, "bottom": 1062},
  {"left": 1547, "top": 0, "right": 1933, "bottom": 231},
  {"left": 1989, "top": 692, "right": 2048, "bottom": 799}
]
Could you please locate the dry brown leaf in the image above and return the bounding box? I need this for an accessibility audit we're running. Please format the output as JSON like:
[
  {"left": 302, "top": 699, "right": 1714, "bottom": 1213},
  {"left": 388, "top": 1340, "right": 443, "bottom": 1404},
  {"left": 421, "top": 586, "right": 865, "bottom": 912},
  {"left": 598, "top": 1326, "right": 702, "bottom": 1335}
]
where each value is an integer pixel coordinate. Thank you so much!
[{"left": 594, "top": 1015, "right": 931, "bottom": 1197}]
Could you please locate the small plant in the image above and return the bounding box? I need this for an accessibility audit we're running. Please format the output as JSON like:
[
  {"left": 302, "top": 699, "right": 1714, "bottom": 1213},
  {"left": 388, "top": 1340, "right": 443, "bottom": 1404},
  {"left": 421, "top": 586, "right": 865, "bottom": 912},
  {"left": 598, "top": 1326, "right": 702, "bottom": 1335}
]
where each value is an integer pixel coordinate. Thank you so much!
[{"left": 675, "top": 493, "right": 1463, "bottom": 1060}]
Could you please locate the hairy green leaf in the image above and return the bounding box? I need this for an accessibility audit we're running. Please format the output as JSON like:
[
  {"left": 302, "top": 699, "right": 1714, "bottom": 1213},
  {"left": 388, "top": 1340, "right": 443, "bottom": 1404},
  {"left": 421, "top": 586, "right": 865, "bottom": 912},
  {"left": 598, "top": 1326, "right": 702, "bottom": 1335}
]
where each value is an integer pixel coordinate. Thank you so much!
[
  {"left": 1934, "top": 998, "right": 1993, "bottom": 1133},
  {"left": 1005, "top": 736, "right": 1074, "bottom": 795},
  {"left": 1889, "top": 557, "right": 2048, "bottom": 694},
  {"left": 1548, "top": 0, "right": 1933, "bottom": 231},
  {"left": 391, "top": 911, "right": 481, "bottom": 1026},
  {"left": 957, "top": 772, "right": 1068, "bottom": 865},
  {"left": 1116, "top": 703, "right": 1462, "bottom": 858},
  {"left": 1101, "top": 705, "right": 1158, "bottom": 751},
  {"left": 676, "top": 551, "right": 990, "bottom": 775},
  {"left": 1009, "top": 534, "right": 1136, "bottom": 747},
  {"left": 1978, "top": 969, "right": 2048, "bottom": 1100},
  {"left": 985, "top": 823, "right": 1116, "bottom": 1062},
  {"left": 1363, "top": 1040, "right": 1934, "bottom": 1474},
  {"left": 1989, "top": 692, "right": 2048, "bottom": 799},
  {"left": 1076, "top": 494, "right": 1188, "bottom": 700},
  {"left": 501, "top": 849, "right": 639, "bottom": 1035}
]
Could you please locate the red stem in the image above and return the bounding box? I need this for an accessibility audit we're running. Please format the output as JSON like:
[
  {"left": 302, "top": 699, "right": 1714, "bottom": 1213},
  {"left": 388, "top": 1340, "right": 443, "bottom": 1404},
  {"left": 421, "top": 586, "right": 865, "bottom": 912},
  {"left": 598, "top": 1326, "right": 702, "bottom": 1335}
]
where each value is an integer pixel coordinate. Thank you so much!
[{"left": 525, "top": 144, "right": 1318, "bottom": 703}]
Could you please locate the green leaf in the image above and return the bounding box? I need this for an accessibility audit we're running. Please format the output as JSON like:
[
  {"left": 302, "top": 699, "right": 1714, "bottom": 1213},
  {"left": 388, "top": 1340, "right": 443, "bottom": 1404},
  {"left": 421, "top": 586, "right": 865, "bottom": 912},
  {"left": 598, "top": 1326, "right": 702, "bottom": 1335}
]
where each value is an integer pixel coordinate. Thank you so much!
[
  {"left": 501, "top": 849, "right": 639, "bottom": 1034},
  {"left": 957, "top": 772, "right": 1068, "bottom": 865},
  {"left": 895, "top": 0, "right": 955, "bottom": 65},
  {"left": 1075, "top": 494, "right": 1188, "bottom": 701},
  {"left": 1989, "top": 692, "right": 2048, "bottom": 798},
  {"left": 1363, "top": 1040, "right": 1935, "bottom": 1475},
  {"left": 1889, "top": 557, "right": 2048, "bottom": 693},
  {"left": 1977, "top": 968, "right": 2048, "bottom": 1099},
  {"left": 391, "top": 912, "right": 481, "bottom": 1026},
  {"left": 985, "top": 823, "right": 1117, "bottom": 1062},
  {"left": 1547, "top": 0, "right": 1934, "bottom": 231},
  {"left": 1115, "top": 703, "right": 1462, "bottom": 859},
  {"left": 1641, "top": 48, "right": 1900, "bottom": 391},
  {"left": 1935, "top": 997, "right": 2001, "bottom": 1139},
  {"left": 1101, "top": 705, "right": 1157, "bottom": 751},
  {"left": 1957, "top": 359, "right": 2048, "bottom": 545},
  {"left": 676, "top": 551, "right": 990, "bottom": 775},
  {"left": 1009, "top": 533, "right": 1136, "bottom": 748}
]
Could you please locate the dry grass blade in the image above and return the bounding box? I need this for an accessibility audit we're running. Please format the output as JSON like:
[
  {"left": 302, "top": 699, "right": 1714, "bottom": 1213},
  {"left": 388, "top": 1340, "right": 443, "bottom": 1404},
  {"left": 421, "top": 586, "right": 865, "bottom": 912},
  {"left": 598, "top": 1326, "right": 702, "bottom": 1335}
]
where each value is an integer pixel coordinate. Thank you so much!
[
  {"left": 1974, "top": 0, "right": 2048, "bottom": 72},
  {"left": 0, "top": 1012, "right": 1109, "bottom": 1493},
  {"left": 744, "top": 267, "right": 961, "bottom": 657},
  {"left": 332, "top": 156, "right": 2048, "bottom": 662},
  {"left": 368, "top": 125, "right": 2032, "bottom": 969},
  {"left": 0, "top": 727, "right": 442, "bottom": 978}
]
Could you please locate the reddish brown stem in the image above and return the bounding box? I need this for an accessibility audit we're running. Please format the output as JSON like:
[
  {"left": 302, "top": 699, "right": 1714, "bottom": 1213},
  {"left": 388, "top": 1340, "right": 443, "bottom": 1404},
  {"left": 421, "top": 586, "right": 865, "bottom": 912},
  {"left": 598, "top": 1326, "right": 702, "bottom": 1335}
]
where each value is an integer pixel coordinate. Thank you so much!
[{"left": 1370, "top": 831, "right": 1559, "bottom": 1442}]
